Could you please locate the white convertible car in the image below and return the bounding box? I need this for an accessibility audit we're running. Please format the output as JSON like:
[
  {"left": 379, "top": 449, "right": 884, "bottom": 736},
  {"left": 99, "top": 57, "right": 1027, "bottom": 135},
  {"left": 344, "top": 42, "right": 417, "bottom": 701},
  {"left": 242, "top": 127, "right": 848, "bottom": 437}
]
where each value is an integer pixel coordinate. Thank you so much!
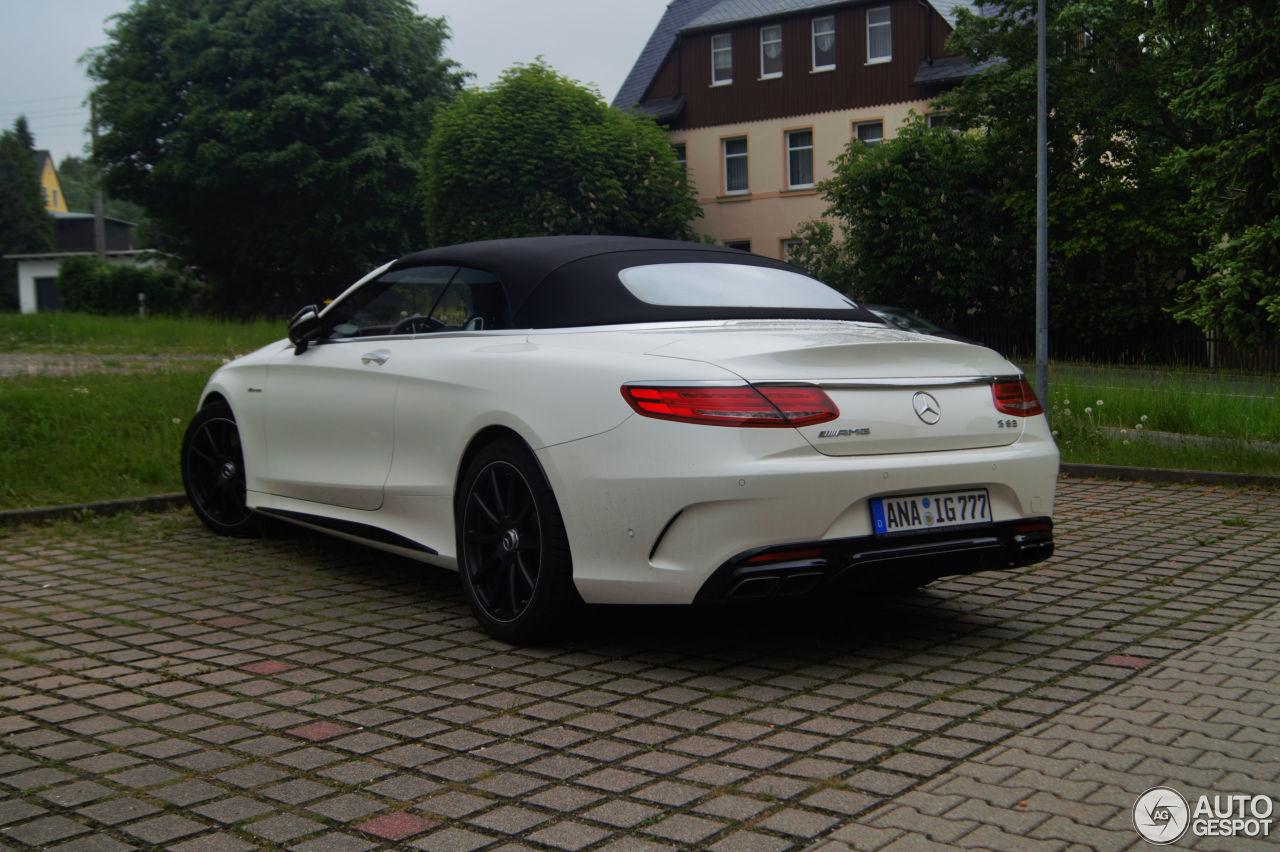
[{"left": 182, "top": 236, "right": 1058, "bottom": 642}]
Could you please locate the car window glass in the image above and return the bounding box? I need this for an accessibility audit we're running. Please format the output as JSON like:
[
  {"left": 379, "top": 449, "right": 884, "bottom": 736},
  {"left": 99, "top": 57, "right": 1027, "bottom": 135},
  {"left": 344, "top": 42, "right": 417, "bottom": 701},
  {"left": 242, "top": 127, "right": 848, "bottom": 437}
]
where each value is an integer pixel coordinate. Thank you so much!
[
  {"left": 618, "top": 263, "right": 855, "bottom": 309},
  {"left": 324, "top": 266, "right": 509, "bottom": 338}
]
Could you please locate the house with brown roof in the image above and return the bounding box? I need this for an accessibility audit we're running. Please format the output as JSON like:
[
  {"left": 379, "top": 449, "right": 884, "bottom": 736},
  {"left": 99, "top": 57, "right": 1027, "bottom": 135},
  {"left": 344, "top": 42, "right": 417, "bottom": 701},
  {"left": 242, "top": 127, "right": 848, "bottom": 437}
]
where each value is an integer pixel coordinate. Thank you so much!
[{"left": 614, "top": 0, "right": 986, "bottom": 258}]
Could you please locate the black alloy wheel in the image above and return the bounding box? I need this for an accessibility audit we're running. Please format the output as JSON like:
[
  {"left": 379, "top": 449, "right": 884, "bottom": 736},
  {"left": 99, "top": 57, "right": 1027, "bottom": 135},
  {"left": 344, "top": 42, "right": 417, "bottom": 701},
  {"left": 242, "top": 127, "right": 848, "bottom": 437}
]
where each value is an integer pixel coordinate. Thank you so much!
[
  {"left": 181, "top": 400, "right": 262, "bottom": 536},
  {"left": 457, "top": 438, "right": 576, "bottom": 643}
]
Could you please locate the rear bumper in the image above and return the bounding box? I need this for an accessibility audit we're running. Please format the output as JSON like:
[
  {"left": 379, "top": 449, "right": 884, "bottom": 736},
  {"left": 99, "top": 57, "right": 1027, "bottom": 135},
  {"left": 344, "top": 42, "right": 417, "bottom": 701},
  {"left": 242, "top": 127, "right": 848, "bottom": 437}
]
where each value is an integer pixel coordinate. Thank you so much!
[{"left": 694, "top": 517, "right": 1054, "bottom": 602}]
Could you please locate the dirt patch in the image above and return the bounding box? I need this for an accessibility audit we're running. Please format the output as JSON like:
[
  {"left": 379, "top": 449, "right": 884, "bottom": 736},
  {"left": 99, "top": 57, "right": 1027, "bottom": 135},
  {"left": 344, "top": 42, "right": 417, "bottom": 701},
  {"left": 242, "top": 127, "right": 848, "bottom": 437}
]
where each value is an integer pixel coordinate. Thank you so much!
[{"left": 0, "top": 353, "right": 217, "bottom": 378}]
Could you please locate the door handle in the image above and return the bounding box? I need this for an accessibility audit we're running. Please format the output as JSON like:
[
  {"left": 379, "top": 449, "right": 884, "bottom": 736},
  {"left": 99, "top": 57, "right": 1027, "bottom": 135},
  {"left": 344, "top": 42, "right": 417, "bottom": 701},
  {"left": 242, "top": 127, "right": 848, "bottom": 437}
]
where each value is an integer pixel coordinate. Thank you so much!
[{"left": 361, "top": 351, "right": 390, "bottom": 366}]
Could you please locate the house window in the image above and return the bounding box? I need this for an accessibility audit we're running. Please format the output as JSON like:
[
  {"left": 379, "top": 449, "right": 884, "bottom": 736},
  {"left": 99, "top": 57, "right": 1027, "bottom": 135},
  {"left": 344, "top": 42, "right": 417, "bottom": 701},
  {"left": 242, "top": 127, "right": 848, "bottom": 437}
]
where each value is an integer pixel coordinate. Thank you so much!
[
  {"left": 812, "top": 16, "right": 836, "bottom": 71},
  {"left": 760, "top": 25, "right": 783, "bottom": 78},
  {"left": 867, "top": 6, "right": 891, "bottom": 63},
  {"left": 672, "top": 143, "right": 687, "bottom": 172},
  {"left": 712, "top": 33, "right": 733, "bottom": 84},
  {"left": 855, "top": 120, "right": 884, "bottom": 145},
  {"left": 928, "top": 112, "right": 955, "bottom": 130},
  {"left": 723, "top": 137, "right": 749, "bottom": 194},
  {"left": 786, "top": 129, "right": 814, "bottom": 189},
  {"left": 781, "top": 238, "right": 804, "bottom": 261},
  {"left": 724, "top": 240, "right": 751, "bottom": 252}
]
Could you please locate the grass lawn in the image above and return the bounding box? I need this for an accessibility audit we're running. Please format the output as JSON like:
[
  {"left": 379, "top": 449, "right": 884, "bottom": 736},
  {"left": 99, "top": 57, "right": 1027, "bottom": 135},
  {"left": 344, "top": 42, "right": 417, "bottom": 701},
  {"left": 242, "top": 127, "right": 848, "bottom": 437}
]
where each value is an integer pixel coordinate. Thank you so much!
[
  {"left": 1031, "top": 363, "right": 1280, "bottom": 476},
  {"left": 0, "top": 312, "right": 281, "bottom": 356},
  {"left": 1, "top": 313, "right": 284, "bottom": 510},
  {"left": 0, "top": 314, "right": 1276, "bottom": 512}
]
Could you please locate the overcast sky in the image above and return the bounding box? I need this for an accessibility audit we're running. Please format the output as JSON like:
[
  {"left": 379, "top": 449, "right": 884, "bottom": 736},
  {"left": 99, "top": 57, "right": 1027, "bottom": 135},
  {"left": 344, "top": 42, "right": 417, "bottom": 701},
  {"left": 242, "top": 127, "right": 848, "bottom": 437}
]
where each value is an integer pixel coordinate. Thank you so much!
[{"left": 0, "top": 0, "right": 669, "bottom": 164}]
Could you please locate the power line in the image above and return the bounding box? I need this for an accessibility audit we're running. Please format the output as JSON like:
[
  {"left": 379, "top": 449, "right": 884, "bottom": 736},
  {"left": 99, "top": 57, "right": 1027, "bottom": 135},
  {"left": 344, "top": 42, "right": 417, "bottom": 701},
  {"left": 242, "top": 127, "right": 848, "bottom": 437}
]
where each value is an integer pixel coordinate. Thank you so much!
[{"left": 0, "top": 94, "right": 86, "bottom": 107}]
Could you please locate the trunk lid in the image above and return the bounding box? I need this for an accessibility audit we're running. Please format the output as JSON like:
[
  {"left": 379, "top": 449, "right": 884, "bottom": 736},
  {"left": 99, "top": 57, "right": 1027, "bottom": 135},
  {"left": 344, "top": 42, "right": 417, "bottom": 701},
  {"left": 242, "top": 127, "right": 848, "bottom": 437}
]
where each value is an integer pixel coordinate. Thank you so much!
[{"left": 641, "top": 321, "right": 1026, "bottom": 456}]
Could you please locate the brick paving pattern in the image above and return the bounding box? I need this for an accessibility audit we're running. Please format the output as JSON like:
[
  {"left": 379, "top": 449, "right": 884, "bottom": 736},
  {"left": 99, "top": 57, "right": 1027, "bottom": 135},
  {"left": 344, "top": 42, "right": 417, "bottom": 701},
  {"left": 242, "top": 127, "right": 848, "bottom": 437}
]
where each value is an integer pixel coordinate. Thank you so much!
[{"left": 1, "top": 478, "right": 1277, "bottom": 850}]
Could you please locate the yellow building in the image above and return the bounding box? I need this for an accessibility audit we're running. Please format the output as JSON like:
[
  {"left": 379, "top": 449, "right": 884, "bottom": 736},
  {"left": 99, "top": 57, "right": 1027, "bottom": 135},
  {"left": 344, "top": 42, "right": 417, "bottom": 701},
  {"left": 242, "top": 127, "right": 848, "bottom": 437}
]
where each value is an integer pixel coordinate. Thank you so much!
[{"left": 32, "top": 149, "right": 69, "bottom": 213}]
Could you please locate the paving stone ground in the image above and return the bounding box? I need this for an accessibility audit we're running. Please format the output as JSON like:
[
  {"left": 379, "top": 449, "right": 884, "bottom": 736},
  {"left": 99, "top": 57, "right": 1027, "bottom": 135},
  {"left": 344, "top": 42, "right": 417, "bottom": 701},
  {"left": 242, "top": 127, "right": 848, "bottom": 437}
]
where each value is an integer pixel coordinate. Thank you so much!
[{"left": 1, "top": 477, "right": 1277, "bottom": 851}]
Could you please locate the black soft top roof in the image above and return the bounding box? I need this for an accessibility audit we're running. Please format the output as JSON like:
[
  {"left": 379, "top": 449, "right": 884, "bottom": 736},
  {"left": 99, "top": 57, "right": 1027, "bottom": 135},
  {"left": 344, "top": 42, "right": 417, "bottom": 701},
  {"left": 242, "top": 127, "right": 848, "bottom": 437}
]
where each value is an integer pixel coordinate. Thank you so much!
[{"left": 390, "top": 235, "right": 881, "bottom": 329}]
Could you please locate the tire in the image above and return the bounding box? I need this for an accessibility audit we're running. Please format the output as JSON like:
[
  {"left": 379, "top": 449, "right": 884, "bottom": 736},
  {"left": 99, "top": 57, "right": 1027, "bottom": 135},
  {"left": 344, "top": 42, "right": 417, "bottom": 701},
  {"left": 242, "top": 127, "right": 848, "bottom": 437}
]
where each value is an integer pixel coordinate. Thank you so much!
[
  {"left": 181, "top": 400, "right": 263, "bottom": 537},
  {"left": 456, "top": 437, "right": 577, "bottom": 644}
]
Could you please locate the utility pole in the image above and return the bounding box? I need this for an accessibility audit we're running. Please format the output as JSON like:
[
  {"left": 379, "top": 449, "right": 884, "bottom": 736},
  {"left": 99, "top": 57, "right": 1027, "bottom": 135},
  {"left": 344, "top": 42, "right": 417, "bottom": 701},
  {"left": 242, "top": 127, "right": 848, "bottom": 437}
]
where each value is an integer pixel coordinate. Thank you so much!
[
  {"left": 91, "top": 98, "right": 106, "bottom": 261},
  {"left": 1035, "top": 0, "right": 1049, "bottom": 403}
]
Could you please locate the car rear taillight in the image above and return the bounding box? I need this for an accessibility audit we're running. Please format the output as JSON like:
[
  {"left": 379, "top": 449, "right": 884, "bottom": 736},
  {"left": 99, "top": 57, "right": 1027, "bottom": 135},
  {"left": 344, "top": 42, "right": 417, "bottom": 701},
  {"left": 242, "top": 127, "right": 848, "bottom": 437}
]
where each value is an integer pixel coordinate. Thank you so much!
[
  {"left": 991, "top": 379, "right": 1044, "bottom": 416},
  {"left": 622, "top": 385, "right": 839, "bottom": 427}
]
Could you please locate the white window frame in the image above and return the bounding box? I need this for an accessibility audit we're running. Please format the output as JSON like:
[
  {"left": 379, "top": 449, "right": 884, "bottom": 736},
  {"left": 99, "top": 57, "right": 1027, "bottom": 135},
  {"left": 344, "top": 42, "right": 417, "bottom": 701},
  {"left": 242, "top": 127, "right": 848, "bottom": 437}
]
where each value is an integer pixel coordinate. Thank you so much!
[
  {"left": 712, "top": 33, "right": 733, "bottom": 85},
  {"left": 760, "top": 24, "right": 783, "bottom": 79},
  {"left": 723, "top": 137, "right": 749, "bottom": 195},
  {"left": 812, "top": 16, "right": 836, "bottom": 71},
  {"left": 785, "top": 129, "right": 814, "bottom": 190},
  {"left": 928, "top": 112, "right": 955, "bottom": 130},
  {"left": 855, "top": 119, "right": 884, "bottom": 146},
  {"left": 867, "top": 6, "right": 891, "bottom": 64}
]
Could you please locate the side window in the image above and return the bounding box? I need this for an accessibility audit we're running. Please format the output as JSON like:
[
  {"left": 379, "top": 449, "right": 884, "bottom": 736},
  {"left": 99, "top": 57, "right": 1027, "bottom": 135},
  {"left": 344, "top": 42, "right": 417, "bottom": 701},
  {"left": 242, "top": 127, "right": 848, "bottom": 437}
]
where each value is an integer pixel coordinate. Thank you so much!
[
  {"left": 812, "top": 16, "right": 836, "bottom": 71},
  {"left": 867, "top": 6, "right": 891, "bottom": 63},
  {"left": 711, "top": 33, "right": 733, "bottom": 84},
  {"left": 760, "top": 25, "right": 783, "bottom": 79},
  {"left": 855, "top": 119, "right": 884, "bottom": 146},
  {"left": 324, "top": 266, "right": 509, "bottom": 339},
  {"left": 450, "top": 267, "right": 511, "bottom": 330}
]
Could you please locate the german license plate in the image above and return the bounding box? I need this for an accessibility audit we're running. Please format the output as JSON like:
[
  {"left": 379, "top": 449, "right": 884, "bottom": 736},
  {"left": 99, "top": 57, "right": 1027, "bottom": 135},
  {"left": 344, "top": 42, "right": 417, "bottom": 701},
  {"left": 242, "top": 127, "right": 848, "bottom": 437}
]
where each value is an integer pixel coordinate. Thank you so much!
[{"left": 871, "top": 489, "right": 991, "bottom": 536}]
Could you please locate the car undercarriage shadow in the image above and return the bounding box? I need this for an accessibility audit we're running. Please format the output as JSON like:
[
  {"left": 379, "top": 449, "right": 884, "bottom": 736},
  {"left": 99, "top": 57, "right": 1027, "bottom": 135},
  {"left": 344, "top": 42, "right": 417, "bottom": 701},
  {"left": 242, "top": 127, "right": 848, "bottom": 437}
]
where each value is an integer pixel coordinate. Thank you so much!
[{"left": 254, "top": 528, "right": 1008, "bottom": 660}]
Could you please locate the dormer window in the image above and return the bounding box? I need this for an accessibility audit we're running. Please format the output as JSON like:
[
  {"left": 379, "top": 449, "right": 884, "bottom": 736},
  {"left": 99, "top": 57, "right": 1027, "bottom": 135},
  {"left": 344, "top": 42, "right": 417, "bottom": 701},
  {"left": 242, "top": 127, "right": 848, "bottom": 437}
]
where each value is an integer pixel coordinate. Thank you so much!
[
  {"left": 812, "top": 16, "right": 835, "bottom": 71},
  {"left": 760, "top": 25, "right": 782, "bottom": 78},
  {"left": 867, "top": 6, "right": 891, "bottom": 63},
  {"left": 712, "top": 33, "right": 733, "bottom": 84}
]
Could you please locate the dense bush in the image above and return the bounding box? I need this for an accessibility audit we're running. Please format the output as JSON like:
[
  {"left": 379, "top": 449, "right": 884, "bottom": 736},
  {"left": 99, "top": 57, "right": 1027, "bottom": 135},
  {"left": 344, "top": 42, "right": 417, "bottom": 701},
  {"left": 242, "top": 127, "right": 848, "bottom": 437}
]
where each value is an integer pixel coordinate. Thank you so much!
[{"left": 57, "top": 256, "right": 206, "bottom": 316}]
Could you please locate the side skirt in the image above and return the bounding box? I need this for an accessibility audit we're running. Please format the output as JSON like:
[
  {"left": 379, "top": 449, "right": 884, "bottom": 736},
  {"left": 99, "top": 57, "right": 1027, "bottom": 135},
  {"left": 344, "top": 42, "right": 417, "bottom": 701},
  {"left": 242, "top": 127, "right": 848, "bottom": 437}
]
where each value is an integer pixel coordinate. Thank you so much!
[{"left": 257, "top": 508, "right": 439, "bottom": 557}]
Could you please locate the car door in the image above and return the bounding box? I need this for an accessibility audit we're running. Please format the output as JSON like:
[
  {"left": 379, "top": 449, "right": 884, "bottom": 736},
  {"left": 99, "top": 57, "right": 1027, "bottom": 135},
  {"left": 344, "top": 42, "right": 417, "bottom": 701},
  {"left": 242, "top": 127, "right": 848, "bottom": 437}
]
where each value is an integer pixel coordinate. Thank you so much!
[{"left": 259, "top": 265, "right": 459, "bottom": 511}]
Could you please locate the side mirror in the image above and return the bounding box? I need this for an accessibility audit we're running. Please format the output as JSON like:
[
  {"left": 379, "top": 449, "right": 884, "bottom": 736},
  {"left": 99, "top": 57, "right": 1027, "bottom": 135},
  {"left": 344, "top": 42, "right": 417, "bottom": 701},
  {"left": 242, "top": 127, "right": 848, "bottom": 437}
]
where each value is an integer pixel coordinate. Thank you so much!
[{"left": 287, "top": 305, "right": 323, "bottom": 354}]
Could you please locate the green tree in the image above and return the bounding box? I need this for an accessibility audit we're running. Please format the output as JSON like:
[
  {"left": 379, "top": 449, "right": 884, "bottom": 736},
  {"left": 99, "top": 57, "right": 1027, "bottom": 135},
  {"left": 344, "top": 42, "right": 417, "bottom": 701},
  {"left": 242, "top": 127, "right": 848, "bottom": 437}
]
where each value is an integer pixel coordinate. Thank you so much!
[
  {"left": 0, "top": 118, "right": 54, "bottom": 311},
  {"left": 423, "top": 62, "right": 700, "bottom": 245},
  {"left": 12, "top": 116, "right": 36, "bottom": 151},
  {"left": 939, "top": 0, "right": 1209, "bottom": 352},
  {"left": 1161, "top": 0, "right": 1280, "bottom": 346},
  {"left": 802, "top": 118, "right": 1030, "bottom": 329},
  {"left": 86, "top": 0, "right": 465, "bottom": 316}
]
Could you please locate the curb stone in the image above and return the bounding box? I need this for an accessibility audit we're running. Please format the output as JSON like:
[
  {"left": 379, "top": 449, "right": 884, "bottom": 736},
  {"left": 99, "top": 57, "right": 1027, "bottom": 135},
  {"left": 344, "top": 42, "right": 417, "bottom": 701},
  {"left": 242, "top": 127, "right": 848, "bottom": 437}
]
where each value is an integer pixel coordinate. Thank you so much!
[
  {"left": 1058, "top": 463, "right": 1280, "bottom": 490},
  {"left": 0, "top": 493, "right": 188, "bottom": 527}
]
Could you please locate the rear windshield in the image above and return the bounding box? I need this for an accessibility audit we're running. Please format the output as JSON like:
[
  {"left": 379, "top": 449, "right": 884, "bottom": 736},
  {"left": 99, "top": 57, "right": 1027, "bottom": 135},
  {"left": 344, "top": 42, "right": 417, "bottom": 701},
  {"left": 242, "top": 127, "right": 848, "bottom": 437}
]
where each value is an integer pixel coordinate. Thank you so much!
[{"left": 618, "top": 263, "right": 856, "bottom": 310}]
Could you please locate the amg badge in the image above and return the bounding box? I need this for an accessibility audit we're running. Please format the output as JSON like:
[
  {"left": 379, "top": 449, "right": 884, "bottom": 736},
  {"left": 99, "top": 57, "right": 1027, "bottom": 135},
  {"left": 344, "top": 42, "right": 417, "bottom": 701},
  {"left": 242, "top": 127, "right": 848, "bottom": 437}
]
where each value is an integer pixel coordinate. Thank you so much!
[{"left": 818, "top": 427, "right": 871, "bottom": 438}]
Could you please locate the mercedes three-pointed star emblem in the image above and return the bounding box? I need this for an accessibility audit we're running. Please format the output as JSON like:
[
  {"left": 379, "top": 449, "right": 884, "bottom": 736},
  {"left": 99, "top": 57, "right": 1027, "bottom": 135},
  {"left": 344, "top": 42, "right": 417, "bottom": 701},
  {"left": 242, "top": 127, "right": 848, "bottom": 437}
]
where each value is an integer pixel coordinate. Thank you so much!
[{"left": 912, "top": 391, "right": 942, "bottom": 425}]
